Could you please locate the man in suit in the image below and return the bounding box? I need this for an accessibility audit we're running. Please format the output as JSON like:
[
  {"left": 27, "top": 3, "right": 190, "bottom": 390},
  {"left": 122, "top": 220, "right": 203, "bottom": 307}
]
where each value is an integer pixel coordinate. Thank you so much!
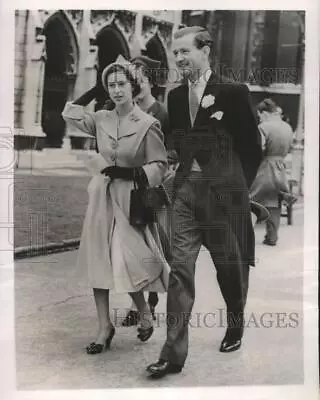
[{"left": 146, "top": 26, "right": 262, "bottom": 379}]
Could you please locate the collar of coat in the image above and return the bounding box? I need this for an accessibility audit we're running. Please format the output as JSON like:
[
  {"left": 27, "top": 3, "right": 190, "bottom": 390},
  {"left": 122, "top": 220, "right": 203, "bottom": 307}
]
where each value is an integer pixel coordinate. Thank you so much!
[
  {"left": 178, "top": 71, "right": 226, "bottom": 127},
  {"left": 99, "top": 103, "right": 155, "bottom": 140}
]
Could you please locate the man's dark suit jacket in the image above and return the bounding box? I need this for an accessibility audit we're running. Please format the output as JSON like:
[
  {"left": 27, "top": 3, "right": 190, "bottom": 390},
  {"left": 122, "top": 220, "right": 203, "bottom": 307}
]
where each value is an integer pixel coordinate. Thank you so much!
[{"left": 167, "top": 73, "right": 262, "bottom": 266}]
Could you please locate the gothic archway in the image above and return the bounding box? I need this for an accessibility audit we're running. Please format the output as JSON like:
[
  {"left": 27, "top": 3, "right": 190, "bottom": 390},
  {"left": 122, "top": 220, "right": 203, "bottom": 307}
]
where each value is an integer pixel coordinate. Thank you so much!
[
  {"left": 145, "top": 33, "right": 169, "bottom": 102},
  {"left": 95, "top": 24, "right": 130, "bottom": 110},
  {"left": 41, "top": 11, "right": 79, "bottom": 147}
]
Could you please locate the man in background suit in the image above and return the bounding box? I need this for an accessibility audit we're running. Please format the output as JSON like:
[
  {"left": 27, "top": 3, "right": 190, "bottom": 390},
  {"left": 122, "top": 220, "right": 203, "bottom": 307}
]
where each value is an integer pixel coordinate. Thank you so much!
[
  {"left": 121, "top": 55, "right": 178, "bottom": 326},
  {"left": 146, "top": 26, "right": 262, "bottom": 379}
]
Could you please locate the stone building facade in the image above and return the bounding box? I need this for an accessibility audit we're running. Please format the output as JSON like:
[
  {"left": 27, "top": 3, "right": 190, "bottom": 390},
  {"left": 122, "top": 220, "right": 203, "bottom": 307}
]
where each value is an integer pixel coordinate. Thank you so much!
[
  {"left": 14, "top": 10, "right": 182, "bottom": 149},
  {"left": 14, "top": 9, "right": 304, "bottom": 152},
  {"left": 182, "top": 10, "right": 304, "bottom": 131}
]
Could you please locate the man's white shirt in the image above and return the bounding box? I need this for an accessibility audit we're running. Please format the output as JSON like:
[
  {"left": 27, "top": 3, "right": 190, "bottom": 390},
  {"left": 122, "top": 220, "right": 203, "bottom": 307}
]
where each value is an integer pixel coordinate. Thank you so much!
[{"left": 188, "top": 69, "right": 212, "bottom": 172}]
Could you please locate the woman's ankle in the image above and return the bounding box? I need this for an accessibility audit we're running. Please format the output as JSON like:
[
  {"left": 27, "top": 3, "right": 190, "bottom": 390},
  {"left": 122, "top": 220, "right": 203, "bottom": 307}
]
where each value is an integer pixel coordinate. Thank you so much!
[{"left": 140, "top": 309, "right": 153, "bottom": 328}]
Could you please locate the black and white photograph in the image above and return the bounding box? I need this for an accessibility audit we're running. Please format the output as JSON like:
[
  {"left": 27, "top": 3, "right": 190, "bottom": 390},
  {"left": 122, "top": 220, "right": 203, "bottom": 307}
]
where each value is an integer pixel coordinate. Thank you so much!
[{"left": 0, "top": 1, "right": 319, "bottom": 399}]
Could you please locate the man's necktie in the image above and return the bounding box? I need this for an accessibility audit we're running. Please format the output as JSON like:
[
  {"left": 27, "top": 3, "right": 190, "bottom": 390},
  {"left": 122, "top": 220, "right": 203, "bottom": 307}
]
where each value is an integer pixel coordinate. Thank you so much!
[
  {"left": 189, "top": 83, "right": 199, "bottom": 126},
  {"left": 189, "top": 82, "right": 202, "bottom": 171}
]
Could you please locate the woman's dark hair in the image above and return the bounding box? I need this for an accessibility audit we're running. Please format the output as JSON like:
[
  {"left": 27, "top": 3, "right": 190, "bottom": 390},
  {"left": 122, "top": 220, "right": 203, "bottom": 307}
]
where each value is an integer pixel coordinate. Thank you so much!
[
  {"left": 136, "top": 64, "right": 160, "bottom": 90},
  {"left": 102, "top": 64, "right": 141, "bottom": 98},
  {"left": 257, "top": 98, "right": 278, "bottom": 114}
]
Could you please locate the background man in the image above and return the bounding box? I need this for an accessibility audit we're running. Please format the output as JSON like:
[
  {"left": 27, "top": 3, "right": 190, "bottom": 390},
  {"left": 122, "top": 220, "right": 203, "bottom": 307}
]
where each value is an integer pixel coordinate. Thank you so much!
[
  {"left": 121, "top": 55, "right": 178, "bottom": 327},
  {"left": 250, "top": 98, "right": 297, "bottom": 246}
]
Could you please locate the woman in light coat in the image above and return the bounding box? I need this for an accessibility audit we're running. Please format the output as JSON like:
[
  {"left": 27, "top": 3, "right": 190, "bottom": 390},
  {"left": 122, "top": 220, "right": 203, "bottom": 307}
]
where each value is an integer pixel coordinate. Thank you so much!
[{"left": 62, "top": 56, "right": 169, "bottom": 354}]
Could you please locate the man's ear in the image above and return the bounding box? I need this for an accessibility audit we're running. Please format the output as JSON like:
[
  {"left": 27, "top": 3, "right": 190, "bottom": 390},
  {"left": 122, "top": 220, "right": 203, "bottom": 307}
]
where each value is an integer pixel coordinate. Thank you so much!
[{"left": 201, "top": 45, "right": 211, "bottom": 59}]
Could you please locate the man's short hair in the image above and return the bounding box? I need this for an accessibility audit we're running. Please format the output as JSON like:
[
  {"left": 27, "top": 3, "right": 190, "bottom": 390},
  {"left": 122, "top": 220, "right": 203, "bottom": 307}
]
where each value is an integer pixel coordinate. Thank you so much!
[
  {"left": 174, "top": 26, "right": 213, "bottom": 51},
  {"left": 257, "top": 98, "right": 278, "bottom": 114}
]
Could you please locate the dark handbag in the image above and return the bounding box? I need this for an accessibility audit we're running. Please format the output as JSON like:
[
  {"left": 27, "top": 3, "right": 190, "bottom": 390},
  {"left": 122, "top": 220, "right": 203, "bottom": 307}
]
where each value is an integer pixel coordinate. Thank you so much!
[{"left": 129, "top": 170, "right": 171, "bottom": 228}]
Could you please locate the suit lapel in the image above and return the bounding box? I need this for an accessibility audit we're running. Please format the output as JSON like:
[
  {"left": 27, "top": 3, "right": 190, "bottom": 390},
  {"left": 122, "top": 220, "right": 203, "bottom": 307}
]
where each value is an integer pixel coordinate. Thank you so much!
[
  {"left": 177, "top": 84, "right": 191, "bottom": 128},
  {"left": 193, "top": 72, "right": 222, "bottom": 127}
]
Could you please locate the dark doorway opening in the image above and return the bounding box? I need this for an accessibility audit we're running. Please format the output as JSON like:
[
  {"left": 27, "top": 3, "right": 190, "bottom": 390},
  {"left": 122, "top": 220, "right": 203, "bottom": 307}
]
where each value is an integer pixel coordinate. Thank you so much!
[{"left": 41, "top": 12, "right": 78, "bottom": 147}]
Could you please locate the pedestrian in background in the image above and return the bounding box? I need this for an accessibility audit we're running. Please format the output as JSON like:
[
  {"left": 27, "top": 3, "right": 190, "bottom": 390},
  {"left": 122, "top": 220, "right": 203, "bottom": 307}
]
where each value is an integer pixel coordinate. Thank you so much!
[
  {"left": 250, "top": 98, "right": 297, "bottom": 246},
  {"left": 62, "top": 55, "right": 170, "bottom": 354}
]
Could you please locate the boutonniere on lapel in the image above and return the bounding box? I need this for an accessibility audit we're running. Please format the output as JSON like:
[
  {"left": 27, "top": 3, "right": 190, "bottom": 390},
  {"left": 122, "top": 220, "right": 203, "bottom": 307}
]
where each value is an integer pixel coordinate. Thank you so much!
[
  {"left": 201, "top": 94, "right": 223, "bottom": 121},
  {"left": 201, "top": 94, "right": 224, "bottom": 121},
  {"left": 201, "top": 94, "right": 215, "bottom": 109}
]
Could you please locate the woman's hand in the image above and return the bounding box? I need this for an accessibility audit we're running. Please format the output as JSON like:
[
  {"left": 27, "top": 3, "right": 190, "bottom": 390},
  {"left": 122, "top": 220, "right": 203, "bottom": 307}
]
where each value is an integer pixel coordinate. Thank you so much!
[
  {"left": 101, "top": 166, "right": 149, "bottom": 188},
  {"left": 101, "top": 166, "right": 134, "bottom": 180}
]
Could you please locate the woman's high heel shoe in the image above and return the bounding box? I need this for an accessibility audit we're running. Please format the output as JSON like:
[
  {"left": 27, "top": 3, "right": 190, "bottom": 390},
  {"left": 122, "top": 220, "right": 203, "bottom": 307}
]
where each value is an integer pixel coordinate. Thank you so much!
[
  {"left": 86, "top": 326, "right": 115, "bottom": 354},
  {"left": 137, "top": 326, "right": 154, "bottom": 342},
  {"left": 122, "top": 310, "right": 140, "bottom": 327}
]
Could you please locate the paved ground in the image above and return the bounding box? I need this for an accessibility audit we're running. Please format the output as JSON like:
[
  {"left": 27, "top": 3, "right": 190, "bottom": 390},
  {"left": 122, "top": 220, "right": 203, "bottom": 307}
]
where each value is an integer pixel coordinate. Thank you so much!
[
  {"left": 15, "top": 149, "right": 91, "bottom": 176},
  {"left": 13, "top": 208, "right": 308, "bottom": 390}
]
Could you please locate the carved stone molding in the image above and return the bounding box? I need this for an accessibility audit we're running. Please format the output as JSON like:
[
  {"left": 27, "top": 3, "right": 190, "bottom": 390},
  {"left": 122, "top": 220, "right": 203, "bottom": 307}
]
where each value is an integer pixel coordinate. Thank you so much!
[
  {"left": 85, "top": 44, "right": 99, "bottom": 69},
  {"left": 114, "top": 11, "right": 136, "bottom": 44},
  {"left": 31, "top": 34, "right": 46, "bottom": 61},
  {"left": 34, "top": 10, "right": 80, "bottom": 75},
  {"left": 90, "top": 10, "right": 116, "bottom": 36},
  {"left": 141, "top": 15, "right": 173, "bottom": 50},
  {"left": 65, "top": 10, "right": 83, "bottom": 33},
  {"left": 141, "top": 16, "right": 159, "bottom": 49},
  {"left": 37, "top": 10, "right": 81, "bottom": 38},
  {"left": 157, "top": 20, "right": 173, "bottom": 49}
]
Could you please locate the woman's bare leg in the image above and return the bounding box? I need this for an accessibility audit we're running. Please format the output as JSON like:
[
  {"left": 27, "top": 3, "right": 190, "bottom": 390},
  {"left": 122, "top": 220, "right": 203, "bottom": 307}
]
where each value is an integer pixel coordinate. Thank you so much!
[
  {"left": 93, "top": 288, "right": 113, "bottom": 344},
  {"left": 129, "top": 291, "right": 153, "bottom": 329}
]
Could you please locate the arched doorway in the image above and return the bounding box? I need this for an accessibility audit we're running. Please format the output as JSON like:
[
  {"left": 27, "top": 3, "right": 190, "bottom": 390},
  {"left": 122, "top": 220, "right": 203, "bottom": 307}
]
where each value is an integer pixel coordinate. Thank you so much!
[
  {"left": 145, "top": 34, "right": 169, "bottom": 102},
  {"left": 95, "top": 24, "right": 130, "bottom": 110},
  {"left": 41, "top": 11, "right": 79, "bottom": 148}
]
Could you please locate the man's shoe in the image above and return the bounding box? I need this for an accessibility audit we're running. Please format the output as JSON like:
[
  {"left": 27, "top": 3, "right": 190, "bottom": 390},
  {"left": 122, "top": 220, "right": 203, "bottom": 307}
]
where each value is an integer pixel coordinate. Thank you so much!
[
  {"left": 219, "top": 338, "right": 242, "bottom": 353},
  {"left": 263, "top": 239, "right": 277, "bottom": 246},
  {"left": 146, "top": 359, "right": 182, "bottom": 379},
  {"left": 219, "top": 328, "right": 242, "bottom": 353}
]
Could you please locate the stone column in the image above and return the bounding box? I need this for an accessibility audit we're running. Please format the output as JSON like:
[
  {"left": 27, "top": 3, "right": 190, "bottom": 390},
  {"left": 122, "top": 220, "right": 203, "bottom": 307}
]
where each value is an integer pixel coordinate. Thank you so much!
[
  {"left": 130, "top": 13, "right": 144, "bottom": 58},
  {"left": 22, "top": 17, "right": 46, "bottom": 148},
  {"left": 66, "top": 10, "right": 97, "bottom": 149},
  {"left": 231, "top": 11, "right": 250, "bottom": 82},
  {"left": 73, "top": 10, "right": 97, "bottom": 100}
]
